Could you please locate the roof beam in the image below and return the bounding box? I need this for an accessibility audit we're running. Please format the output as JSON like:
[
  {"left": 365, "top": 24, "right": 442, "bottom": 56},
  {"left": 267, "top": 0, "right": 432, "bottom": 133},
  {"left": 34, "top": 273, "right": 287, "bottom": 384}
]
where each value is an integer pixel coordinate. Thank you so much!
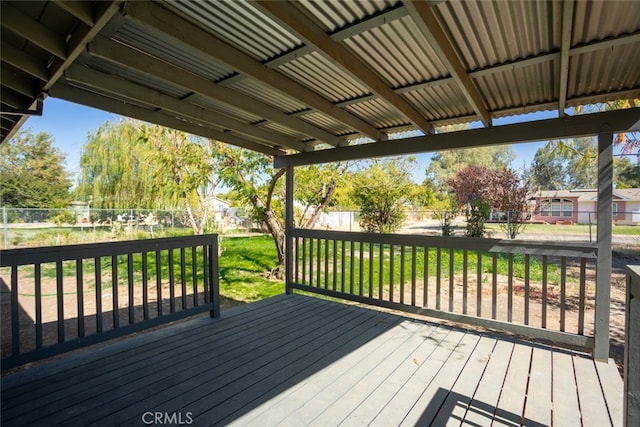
[
  {"left": 376, "top": 87, "right": 638, "bottom": 133},
  {"left": 219, "top": 5, "right": 408, "bottom": 88},
  {"left": 0, "top": 98, "right": 43, "bottom": 116},
  {"left": 1, "top": 3, "right": 67, "bottom": 59},
  {"left": 54, "top": 0, "right": 95, "bottom": 26},
  {"left": 253, "top": 1, "right": 433, "bottom": 134},
  {"left": 1, "top": 1, "right": 120, "bottom": 144},
  {"left": 571, "top": 30, "right": 640, "bottom": 55},
  {"left": 1, "top": 67, "right": 37, "bottom": 98},
  {"left": 264, "top": 5, "right": 408, "bottom": 67},
  {"left": 63, "top": 65, "right": 310, "bottom": 152},
  {"left": 123, "top": 1, "right": 385, "bottom": 142},
  {"left": 87, "top": 36, "right": 342, "bottom": 147},
  {"left": 558, "top": 0, "right": 575, "bottom": 116},
  {"left": 275, "top": 107, "right": 640, "bottom": 167},
  {"left": 0, "top": 90, "right": 29, "bottom": 109},
  {"left": 323, "top": 30, "right": 640, "bottom": 110},
  {"left": 43, "top": 1, "right": 122, "bottom": 92},
  {"left": 403, "top": 0, "right": 491, "bottom": 127},
  {"left": 50, "top": 82, "right": 286, "bottom": 157},
  {"left": 0, "top": 42, "right": 48, "bottom": 81},
  {"left": 1, "top": 118, "right": 13, "bottom": 131}
]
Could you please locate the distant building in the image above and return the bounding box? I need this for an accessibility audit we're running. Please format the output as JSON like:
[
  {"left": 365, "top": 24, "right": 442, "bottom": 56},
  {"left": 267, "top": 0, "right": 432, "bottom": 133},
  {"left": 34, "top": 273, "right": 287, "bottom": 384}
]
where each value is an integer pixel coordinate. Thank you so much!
[
  {"left": 206, "top": 196, "right": 231, "bottom": 225},
  {"left": 530, "top": 188, "right": 640, "bottom": 225}
]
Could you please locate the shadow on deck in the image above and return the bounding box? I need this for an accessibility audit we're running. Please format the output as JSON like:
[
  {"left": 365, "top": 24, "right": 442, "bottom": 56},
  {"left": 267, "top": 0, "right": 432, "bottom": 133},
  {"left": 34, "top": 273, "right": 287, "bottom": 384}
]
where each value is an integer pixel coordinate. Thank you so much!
[{"left": 1, "top": 294, "right": 622, "bottom": 426}]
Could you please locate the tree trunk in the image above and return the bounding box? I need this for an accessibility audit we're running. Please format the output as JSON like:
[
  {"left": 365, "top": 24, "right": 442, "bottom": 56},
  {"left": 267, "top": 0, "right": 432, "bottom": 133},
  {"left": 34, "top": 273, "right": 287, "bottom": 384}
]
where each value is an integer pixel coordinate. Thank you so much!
[
  {"left": 251, "top": 194, "right": 286, "bottom": 279},
  {"left": 183, "top": 197, "right": 201, "bottom": 235},
  {"left": 302, "top": 181, "right": 336, "bottom": 228}
]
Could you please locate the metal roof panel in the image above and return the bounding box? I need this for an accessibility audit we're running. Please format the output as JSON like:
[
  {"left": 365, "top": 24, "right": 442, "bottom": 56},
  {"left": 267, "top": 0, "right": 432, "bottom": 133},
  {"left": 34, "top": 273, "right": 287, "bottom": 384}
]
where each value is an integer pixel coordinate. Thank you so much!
[
  {"left": 277, "top": 51, "right": 370, "bottom": 102},
  {"left": 229, "top": 78, "right": 310, "bottom": 114},
  {"left": 164, "top": 0, "right": 301, "bottom": 61},
  {"left": 343, "top": 15, "right": 449, "bottom": 87},
  {"left": 401, "top": 83, "right": 474, "bottom": 120},
  {"left": 296, "top": 0, "right": 400, "bottom": 32},
  {"left": 344, "top": 97, "right": 407, "bottom": 129},
  {"left": 435, "top": 0, "right": 562, "bottom": 71},
  {"left": 113, "top": 19, "right": 234, "bottom": 82}
]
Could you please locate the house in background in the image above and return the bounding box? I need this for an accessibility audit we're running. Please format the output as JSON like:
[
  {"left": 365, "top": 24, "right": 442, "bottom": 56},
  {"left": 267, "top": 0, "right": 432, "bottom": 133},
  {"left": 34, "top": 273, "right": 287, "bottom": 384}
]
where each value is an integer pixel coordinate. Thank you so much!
[
  {"left": 206, "top": 195, "right": 231, "bottom": 225},
  {"left": 530, "top": 188, "right": 640, "bottom": 225}
]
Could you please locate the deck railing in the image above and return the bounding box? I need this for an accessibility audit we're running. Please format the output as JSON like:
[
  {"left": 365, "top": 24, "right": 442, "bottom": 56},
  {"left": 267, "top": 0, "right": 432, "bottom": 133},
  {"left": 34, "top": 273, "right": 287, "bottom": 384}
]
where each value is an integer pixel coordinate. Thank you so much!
[
  {"left": 625, "top": 265, "right": 640, "bottom": 427},
  {"left": 289, "top": 229, "right": 598, "bottom": 349},
  {"left": 0, "top": 234, "right": 219, "bottom": 370}
]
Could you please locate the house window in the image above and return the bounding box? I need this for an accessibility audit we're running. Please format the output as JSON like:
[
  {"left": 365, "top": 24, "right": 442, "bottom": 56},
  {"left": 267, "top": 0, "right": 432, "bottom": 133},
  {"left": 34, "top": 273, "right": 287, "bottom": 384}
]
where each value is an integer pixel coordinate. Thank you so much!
[
  {"left": 612, "top": 202, "right": 618, "bottom": 216},
  {"left": 540, "top": 201, "right": 550, "bottom": 216},
  {"left": 563, "top": 200, "right": 573, "bottom": 217},
  {"left": 539, "top": 198, "right": 573, "bottom": 217}
]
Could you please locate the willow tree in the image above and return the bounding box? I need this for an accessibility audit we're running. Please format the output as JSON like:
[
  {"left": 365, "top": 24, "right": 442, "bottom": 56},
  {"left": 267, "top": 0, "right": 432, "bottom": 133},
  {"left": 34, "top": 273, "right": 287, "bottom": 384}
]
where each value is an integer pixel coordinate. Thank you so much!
[
  {"left": 140, "top": 125, "right": 220, "bottom": 235},
  {"left": 76, "top": 120, "right": 156, "bottom": 209},
  {"left": 76, "top": 120, "right": 221, "bottom": 234}
]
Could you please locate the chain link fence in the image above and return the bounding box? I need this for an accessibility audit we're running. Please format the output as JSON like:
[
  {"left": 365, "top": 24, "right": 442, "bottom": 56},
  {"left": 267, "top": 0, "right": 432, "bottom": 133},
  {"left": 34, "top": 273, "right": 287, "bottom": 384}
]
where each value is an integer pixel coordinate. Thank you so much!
[
  {"left": 305, "top": 209, "right": 639, "bottom": 244},
  {"left": 1, "top": 207, "right": 256, "bottom": 248},
  {"left": 2, "top": 207, "right": 638, "bottom": 249}
]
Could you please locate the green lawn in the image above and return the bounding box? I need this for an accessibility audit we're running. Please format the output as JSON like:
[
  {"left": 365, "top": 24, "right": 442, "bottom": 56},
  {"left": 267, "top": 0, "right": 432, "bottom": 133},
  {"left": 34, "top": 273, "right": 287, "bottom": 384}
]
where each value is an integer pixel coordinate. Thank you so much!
[
  {"left": 218, "top": 235, "right": 284, "bottom": 305},
  {"left": 1, "top": 233, "right": 284, "bottom": 305},
  {"left": 296, "top": 240, "right": 571, "bottom": 296}
]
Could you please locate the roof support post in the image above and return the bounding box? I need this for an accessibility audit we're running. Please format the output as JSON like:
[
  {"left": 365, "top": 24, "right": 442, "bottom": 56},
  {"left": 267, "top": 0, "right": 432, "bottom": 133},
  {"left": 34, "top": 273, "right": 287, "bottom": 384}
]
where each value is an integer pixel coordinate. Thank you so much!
[
  {"left": 594, "top": 131, "right": 613, "bottom": 361},
  {"left": 285, "top": 165, "right": 295, "bottom": 295}
]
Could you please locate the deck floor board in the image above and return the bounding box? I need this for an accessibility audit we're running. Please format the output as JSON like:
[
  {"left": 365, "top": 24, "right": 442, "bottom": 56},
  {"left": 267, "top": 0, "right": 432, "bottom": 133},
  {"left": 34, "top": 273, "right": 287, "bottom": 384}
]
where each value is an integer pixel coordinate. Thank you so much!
[
  {"left": 430, "top": 336, "right": 497, "bottom": 427},
  {"left": 462, "top": 339, "right": 514, "bottom": 426},
  {"left": 524, "top": 346, "right": 553, "bottom": 426},
  {"left": 574, "top": 353, "right": 615, "bottom": 427},
  {"left": 1, "top": 294, "right": 622, "bottom": 426},
  {"left": 552, "top": 350, "right": 582, "bottom": 427}
]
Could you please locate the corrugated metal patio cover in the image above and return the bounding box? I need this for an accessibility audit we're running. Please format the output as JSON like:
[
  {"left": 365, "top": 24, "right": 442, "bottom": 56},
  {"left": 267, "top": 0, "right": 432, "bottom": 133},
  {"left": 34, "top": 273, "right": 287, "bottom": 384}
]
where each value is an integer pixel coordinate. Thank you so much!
[{"left": 1, "top": 1, "right": 639, "bottom": 155}]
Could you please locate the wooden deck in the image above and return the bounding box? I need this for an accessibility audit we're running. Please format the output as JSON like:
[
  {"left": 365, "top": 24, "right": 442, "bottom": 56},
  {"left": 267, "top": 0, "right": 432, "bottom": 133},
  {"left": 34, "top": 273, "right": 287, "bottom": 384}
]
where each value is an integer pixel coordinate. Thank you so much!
[{"left": 1, "top": 294, "right": 622, "bottom": 426}]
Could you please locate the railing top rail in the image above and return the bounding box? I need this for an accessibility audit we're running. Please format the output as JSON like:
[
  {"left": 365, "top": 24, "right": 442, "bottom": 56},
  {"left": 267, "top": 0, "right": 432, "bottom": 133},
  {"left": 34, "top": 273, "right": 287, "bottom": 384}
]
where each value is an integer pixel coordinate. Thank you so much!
[
  {"left": 291, "top": 228, "right": 597, "bottom": 259},
  {"left": 0, "top": 234, "right": 218, "bottom": 267}
]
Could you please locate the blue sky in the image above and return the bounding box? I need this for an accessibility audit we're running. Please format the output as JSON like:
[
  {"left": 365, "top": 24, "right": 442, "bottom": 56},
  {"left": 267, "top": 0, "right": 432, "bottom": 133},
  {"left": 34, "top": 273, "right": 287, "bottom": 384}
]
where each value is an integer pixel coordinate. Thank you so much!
[{"left": 25, "top": 97, "right": 553, "bottom": 183}]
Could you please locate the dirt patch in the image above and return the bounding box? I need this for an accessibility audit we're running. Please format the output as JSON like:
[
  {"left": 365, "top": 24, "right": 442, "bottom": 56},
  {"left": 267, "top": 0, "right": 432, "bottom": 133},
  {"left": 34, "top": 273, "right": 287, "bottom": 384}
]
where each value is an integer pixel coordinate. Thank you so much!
[{"left": 0, "top": 270, "right": 242, "bottom": 361}]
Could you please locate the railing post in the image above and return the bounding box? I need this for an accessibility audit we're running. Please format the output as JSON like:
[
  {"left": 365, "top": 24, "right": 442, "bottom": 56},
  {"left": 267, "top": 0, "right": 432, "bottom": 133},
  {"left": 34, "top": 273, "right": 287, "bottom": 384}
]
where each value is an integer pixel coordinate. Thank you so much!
[
  {"left": 625, "top": 266, "right": 640, "bottom": 427},
  {"left": 594, "top": 131, "right": 613, "bottom": 361},
  {"left": 285, "top": 165, "right": 294, "bottom": 294},
  {"left": 3, "top": 206, "right": 7, "bottom": 249},
  {"left": 209, "top": 235, "right": 220, "bottom": 318}
]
